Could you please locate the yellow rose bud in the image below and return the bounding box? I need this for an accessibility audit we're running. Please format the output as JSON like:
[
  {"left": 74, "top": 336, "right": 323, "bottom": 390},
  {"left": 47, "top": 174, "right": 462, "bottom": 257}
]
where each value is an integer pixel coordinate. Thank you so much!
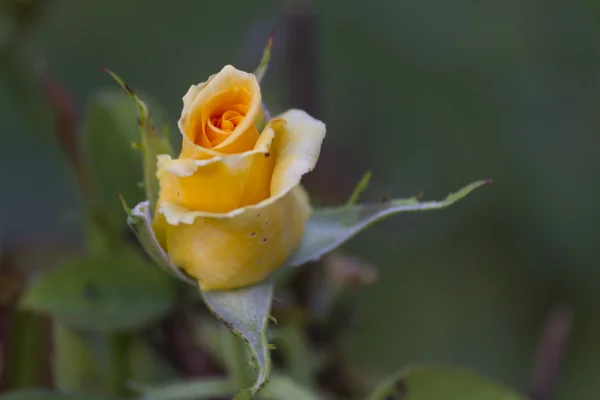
[{"left": 152, "top": 65, "right": 326, "bottom": 291}]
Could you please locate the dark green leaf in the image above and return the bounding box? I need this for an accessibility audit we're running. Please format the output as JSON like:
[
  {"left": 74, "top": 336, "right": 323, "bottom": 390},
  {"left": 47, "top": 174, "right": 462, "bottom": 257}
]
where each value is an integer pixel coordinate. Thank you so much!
[
  {"left": 20, "top": 246, "right": 175, "bottom": 332},
  {"left": 367, "top": 365, "right": 525, "bottom": 400}
]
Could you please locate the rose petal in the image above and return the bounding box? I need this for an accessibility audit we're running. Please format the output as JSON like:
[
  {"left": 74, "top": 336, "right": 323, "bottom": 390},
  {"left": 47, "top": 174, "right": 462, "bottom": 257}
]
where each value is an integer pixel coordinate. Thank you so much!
[
  {"left": 178, "top": 65, "right": 262, "bottom": 160},
  {"left": 155, "top": 124, "right": 275, "bottom": 214},
  {"left": 163, "top": 185, "right": 310, "bottom": 290},
  {"left": 269, "top": 109, "right": 327, "bottom": 196}
]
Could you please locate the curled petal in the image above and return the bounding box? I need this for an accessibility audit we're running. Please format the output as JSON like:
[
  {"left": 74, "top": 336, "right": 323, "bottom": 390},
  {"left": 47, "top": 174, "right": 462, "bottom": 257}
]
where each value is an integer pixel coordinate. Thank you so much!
[
  {"left": 162, "top": 186, "right": 311, "bottom": 290},
  {"left": 156, "top": 124, "right": 276, "bottom": 214},
  {"left": 270, "top": 109, "right": 327, "bottom": 196},
  {"left": 179, "top": 65, "right": 262, "bottom": 160}
]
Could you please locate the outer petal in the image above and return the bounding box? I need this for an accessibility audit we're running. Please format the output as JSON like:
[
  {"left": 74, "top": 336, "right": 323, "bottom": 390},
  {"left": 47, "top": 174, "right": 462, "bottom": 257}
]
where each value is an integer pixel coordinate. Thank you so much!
[
  {"left": 269, "top": 109, "right": 327, "bottom": 196},
  {"left": 164, "top": 185, "right": 311, "bottom": 290},
  {"left": 155, "top": 123, "right": 276, "bottom": 214},
  {"left": 178, "top": 65, "right": 262, "bottom": 160}
]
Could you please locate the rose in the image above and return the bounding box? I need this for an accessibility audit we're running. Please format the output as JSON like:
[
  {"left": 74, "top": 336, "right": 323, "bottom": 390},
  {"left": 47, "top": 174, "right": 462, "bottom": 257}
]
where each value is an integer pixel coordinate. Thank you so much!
[{"left": 152, "top": 65, "right": 326, "bottom": 291}]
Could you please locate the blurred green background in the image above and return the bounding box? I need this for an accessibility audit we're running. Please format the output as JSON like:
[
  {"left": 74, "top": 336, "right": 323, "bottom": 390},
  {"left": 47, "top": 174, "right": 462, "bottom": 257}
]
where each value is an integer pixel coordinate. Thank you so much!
[{"left": 2, "top": 0, "right": 600, "bottom": 398}]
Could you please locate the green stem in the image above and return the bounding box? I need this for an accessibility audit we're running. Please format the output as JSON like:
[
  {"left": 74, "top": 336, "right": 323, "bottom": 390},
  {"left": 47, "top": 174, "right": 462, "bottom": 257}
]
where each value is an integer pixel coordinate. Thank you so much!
[
  {"left": 108, "top": 332, "right": 131, "bottom": 398},
  {"left": 5, "top": 311, "right": 48, "bottom": 388}
]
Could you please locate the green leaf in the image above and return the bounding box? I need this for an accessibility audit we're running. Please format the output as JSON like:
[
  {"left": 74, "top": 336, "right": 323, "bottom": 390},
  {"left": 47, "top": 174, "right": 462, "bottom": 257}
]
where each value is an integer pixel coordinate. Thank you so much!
[
  {"left": 201, "top": 279, "right": 274, "bottom": 399},
  {"left": 104, "top": 69, "right": 173, "bottom": 212},
  {"left": 130, "top": 378, "right": 235, "bottom": 400},
  {"left": 286, "top": 180, "right": 492, "bottom": 268},
  {"left": 20, "top": 246, "right": 175, "bottom": 332},
  {"left": 0, "top": 391, "right": 118, "bottom": 400},
  {"left": 81, "top": 90, "right": 145, "bottom": 230},
  {"left": 367, "top": 365, "right": 525, "bottom": 400},
  {"left": 346, "top": 170, "right": 372, "bottom": 206},
  {"left": 125, "top": 200, "right": 195, "bottom": 284}
]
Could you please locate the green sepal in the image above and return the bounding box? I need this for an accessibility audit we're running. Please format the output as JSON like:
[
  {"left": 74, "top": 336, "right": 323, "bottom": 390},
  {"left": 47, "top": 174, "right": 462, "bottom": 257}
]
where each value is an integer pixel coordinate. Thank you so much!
[
  {"left": 104, "top": 69, "right": 173, "bottom": 212},
  {"left": 125, "top": 200, "right": 274, "bottom": 398},
  {"left": 124, "top": 200, "right": 195, "bottom": 284},
  {"left": 201, "top": 280, "right": 273, "bottom": 399},
  {"left": 253, "top": 29, "right": 273, "bottom": 84},
  {"left": 286, "top": 179, "right": 492, "bottom": 268}
]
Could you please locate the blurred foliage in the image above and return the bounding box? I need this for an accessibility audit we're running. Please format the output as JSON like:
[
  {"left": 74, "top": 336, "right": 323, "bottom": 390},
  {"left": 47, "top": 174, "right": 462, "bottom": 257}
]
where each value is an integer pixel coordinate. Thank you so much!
[
  {"left": 2, "top": 0, "right": 600, "bottom": 399},
  {"left": 367, "top": 365, "right": 525, "bottom": 400},
  {"left": 21, "top": 246, "right": 175, "bottom": 333}
]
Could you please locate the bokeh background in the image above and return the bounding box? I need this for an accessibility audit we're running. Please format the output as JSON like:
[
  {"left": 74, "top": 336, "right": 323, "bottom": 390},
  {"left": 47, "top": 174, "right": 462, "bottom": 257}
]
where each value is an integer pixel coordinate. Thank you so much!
[{"left": 2, "top": 0, "right": 600, "bottom": 398}]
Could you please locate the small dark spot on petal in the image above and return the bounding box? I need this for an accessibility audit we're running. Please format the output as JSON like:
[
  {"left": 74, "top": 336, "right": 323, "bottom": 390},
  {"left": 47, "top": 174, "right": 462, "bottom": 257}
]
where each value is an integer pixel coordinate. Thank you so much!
[
  {"left": 261, "top": 237, "right": 268, "bottom": 243},
  {"left": 264, "top": 152, "right": 271, "bottom": 158},
  {"left": 250, "top": 232, "right": 257, "bottom": 237},
  {"left": 256, "top": 213, "right": 261, "bottom": 218},
  {"left": 264, "top": 221, "right": 269, "bottom": 226}
]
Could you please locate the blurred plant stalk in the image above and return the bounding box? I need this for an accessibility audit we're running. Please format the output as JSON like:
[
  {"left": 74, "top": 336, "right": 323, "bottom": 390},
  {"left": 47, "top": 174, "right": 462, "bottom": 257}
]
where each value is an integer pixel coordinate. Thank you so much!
[{"left": 0, "top": 0, "right": 130, "bottom": 396}]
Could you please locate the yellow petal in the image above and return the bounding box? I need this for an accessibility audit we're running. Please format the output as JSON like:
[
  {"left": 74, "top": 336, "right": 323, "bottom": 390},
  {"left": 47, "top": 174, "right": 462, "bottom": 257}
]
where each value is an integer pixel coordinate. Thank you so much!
[
  {"left": 162, "top": 185, "right": 311, "bottom": 290},
  {"left": 155, "top": 109, "right": 326, "bottom": 290},
  {"left": 178, "top": 65, "right": 262, "bottom": 160},
  {"left": 155, "top": 123, "right": 276, "bottom": 214}
]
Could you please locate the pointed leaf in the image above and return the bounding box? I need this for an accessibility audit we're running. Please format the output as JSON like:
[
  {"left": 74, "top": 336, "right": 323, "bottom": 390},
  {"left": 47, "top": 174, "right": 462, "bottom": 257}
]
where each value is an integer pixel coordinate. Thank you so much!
[
  {"left": 367, "top": 365, "right": 525, "bottom": 400},
  {"left": 253, "top": 29, "right": 274, "bottom": 83},
  {"left": 286, "top": 180, "right": 491, "bottom": 268},
  {"left": 104, "top": 69, "right": 173, "bottom": 212},
  {"left": 0, "top": 391, "right": 118, "bottom": 400},
  {"left": 346, "top": 170, "right": 372, "bottom": 206},
  {"left": 125, "top": 200, "right": 195, "bottom": 284},
  {"left": 201, "top": 280, "right": 274, "bottom": 399},
  {"left": 20, "top": 246, "right": 176, "bottom": 332}
]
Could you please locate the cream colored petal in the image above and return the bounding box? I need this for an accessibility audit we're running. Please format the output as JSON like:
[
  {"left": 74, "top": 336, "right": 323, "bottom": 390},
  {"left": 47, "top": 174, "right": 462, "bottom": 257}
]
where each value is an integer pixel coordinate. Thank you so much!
[
  {"left": 269, "top": 109, "right": 326, "bottom": 196},
  {"left": 163, "top": 184, "right": 311, "bottom": 290},
  {"left": 181, "top": 74, "right": 215, "bottom": 118},
  {"left": 178, "top": 65, "right": 261, "bottom": 160}
]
